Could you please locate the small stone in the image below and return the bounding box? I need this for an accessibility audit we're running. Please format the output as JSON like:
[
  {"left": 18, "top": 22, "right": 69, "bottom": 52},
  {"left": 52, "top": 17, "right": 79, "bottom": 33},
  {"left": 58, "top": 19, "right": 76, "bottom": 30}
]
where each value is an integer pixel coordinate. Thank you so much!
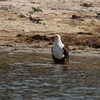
[{"left": 20, "top": 13, "right": 29, "bottom": 18}]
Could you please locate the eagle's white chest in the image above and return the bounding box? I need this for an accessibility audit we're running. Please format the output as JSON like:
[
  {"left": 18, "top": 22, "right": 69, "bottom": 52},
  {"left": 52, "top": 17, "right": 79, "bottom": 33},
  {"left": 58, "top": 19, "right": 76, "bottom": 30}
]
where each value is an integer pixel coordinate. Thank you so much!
[{"left": 52, "top": 45, "right": 64, "bottom": 59}]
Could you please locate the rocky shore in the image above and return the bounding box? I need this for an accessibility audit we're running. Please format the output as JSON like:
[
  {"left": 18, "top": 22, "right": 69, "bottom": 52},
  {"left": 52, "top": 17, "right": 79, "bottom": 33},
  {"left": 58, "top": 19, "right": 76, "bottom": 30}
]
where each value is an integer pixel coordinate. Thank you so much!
[{"left": 0, "top": 0, "right": 100, "bottom": 54}]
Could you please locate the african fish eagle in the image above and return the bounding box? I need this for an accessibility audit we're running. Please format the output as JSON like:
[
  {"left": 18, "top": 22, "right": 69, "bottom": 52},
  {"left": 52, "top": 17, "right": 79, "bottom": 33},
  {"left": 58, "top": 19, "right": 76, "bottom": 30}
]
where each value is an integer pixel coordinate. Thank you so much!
[{"left": 51, "top": 34, "right": 69, "bottom": 64}]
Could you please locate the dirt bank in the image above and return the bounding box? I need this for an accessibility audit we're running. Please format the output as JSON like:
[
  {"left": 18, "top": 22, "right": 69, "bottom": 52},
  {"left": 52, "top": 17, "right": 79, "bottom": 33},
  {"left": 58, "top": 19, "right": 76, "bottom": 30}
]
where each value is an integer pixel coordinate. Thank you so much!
[{"left": 0, "top": 0, "right": 100, "bottom": 52}]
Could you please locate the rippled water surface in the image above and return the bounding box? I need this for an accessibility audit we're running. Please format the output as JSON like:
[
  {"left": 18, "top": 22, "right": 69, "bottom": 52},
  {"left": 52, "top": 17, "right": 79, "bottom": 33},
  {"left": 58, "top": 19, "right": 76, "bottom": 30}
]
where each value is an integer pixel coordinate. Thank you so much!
[{"left": 0, "top": 52, "right": 100, "bottom": 100}]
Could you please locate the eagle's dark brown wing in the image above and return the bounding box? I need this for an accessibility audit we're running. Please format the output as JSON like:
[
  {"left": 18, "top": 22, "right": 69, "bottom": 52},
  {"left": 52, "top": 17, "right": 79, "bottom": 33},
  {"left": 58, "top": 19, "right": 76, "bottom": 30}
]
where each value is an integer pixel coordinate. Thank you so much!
[{"left": 63, "top": 46, "right": 69, "bottom": 59}]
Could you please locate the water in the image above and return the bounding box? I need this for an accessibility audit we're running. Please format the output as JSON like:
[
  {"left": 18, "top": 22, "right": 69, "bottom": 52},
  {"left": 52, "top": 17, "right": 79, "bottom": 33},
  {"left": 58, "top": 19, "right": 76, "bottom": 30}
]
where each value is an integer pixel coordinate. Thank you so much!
[{"left": 0, "top": 52, "right": 100, "bottom": 100}]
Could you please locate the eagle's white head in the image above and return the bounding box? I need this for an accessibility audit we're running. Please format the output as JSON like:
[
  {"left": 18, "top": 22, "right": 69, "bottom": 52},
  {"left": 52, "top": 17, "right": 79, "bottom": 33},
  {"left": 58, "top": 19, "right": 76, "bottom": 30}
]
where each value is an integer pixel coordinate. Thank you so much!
[{"left": 54, "top": 34, "right": 64, "bottom": 48}]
